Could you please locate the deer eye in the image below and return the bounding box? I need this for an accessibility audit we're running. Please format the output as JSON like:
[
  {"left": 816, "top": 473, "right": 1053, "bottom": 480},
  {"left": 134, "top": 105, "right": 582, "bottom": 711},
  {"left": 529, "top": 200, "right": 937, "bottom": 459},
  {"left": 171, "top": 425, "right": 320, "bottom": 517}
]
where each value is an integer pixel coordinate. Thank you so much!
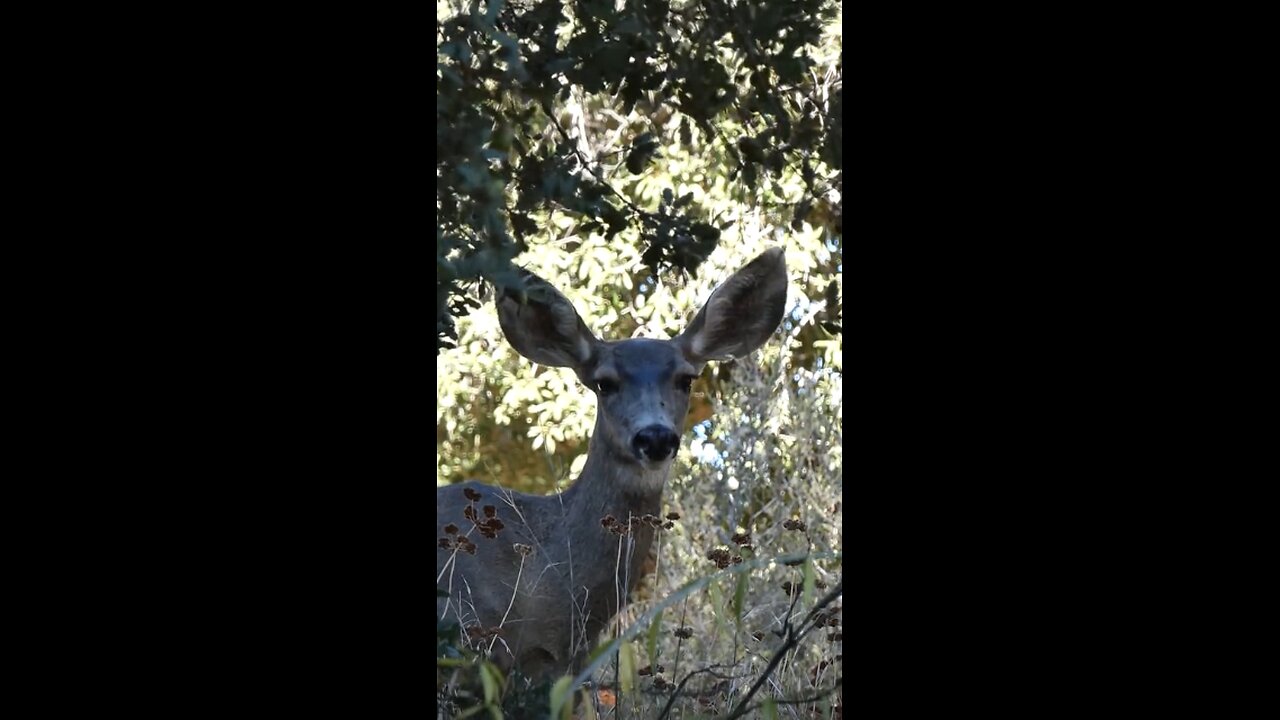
[
  {"left": 676, "top": 375, "right": 694, "bottom": 393},
  {"left": 595, "top": 379, "right": 619, "bottom": 395}
]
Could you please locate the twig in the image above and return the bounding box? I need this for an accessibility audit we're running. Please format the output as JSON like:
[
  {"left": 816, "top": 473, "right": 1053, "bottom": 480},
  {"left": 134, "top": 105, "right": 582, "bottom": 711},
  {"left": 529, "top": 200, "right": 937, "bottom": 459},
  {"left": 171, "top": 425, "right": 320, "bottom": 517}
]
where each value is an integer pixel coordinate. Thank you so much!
[
  {"left": 655, "top": 663, "right": 745, "bottom": 720},
  {"left": 724, "top": 580, "right": 843, "bottom": 720},
  {"left": 735, "top": 681, "right": 842, "bottom": 716},
  {"left": 539, "top": 98, "right": 656, "bottom": 223}
]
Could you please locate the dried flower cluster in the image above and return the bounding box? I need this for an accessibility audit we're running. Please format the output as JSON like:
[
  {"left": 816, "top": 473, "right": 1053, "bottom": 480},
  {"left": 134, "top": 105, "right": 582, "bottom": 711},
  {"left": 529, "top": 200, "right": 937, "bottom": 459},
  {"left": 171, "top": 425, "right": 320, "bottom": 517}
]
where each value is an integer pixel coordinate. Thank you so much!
[
  {"left": 465, "top": 624, "right": 503, "bottom": 640},
  {"left": 706, "top": 547, "right": 743, "bottom": 569},
  {"left": 462, "top": 503, "right": 505, "bottom": 539},
  {"left": 600, "top": 512, "right": 676, "bottom": 536},
  {"left": 439, "top": 488, "right": 506, "bottom": 552},
  {"left": 438, "top": 524, "right": 477, "bottom": 554}
]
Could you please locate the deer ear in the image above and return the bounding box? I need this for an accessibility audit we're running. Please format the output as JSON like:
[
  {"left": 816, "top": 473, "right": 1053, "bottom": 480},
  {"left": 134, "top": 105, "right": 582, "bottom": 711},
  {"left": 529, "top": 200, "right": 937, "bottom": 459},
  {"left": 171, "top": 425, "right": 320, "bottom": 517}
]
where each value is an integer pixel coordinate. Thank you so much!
[
  {"left": 496, "top": 269, "right": 597, "bottom": 368},
  {"left": 676, "top": 248, "right": 788, "bottom": 363}
]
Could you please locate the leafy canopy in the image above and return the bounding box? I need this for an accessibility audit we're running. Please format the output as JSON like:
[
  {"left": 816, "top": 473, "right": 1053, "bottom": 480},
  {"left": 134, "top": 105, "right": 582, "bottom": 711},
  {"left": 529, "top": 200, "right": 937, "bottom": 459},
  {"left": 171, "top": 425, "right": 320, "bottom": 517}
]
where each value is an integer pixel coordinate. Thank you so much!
[{"left": 437, "top": 0, "right": 842, "bottom": 353}]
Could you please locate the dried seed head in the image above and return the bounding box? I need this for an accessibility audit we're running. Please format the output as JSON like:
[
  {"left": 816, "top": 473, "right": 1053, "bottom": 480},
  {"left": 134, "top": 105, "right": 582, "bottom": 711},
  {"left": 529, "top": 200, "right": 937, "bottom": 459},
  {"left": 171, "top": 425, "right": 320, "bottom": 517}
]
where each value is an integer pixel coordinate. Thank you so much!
[
  {"left": 601, "top": 515, "right": 617, "bottom": 527},
  {"left": 443, "top": 524, "right": 459, "bottom": 535},
  {"left": 483, "top": 505, "right": 497, "bottom": 518},
  {"left": 463, "top": 505, "right": 477, "bottom": 521},
  {"left": 731, "top": 532, "right": 752, "bottom": 546},
  {"left": 513, "top": 543, "right": 533, "bottom": 556},
  {"left": 665, "top": 511, "right": 681, "bottom": 521},
  {"left": 466, "top": 626, "right": 501, "bottom": 638},
  {"left": 783, "top": 519, "right": 807, "bottom": 532},
  {"left": 731, "top": 555, "right": 743, "bottom": 564},
  {"left": 438, "top": 538, "right": 453, "bottom": 549},
  {"left": 673, "top": 627, "right": 693, "bottom": 639},
  {"left": 464, "top": 488, "right": 482, "bottom": 501}
]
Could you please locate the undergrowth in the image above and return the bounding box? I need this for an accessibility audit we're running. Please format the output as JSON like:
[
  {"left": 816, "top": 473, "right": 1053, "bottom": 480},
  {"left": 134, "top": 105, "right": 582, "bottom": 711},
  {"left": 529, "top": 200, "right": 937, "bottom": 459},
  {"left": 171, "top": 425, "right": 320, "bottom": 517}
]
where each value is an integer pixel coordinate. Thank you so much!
[{"left": 437, "top": 348, "right": 843, "bottom": 719}]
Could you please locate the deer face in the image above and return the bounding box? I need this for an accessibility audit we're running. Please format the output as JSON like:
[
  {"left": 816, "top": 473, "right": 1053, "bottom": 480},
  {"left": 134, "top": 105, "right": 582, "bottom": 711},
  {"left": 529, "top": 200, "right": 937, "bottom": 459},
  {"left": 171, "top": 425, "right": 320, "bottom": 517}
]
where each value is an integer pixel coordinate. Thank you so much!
[{"left": 582, "top": 338, "right": 701, "bottom": 466}]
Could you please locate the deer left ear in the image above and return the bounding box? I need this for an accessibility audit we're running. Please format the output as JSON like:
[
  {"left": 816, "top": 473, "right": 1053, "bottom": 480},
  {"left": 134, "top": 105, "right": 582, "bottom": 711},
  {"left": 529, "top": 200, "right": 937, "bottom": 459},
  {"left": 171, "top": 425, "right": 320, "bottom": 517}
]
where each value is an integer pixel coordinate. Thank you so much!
[
  {"left": 496, "top": 269, "right": 598, "bottom": 368},
  {"left": 676, "top": 248, "right": 788, "bottom": 363}
]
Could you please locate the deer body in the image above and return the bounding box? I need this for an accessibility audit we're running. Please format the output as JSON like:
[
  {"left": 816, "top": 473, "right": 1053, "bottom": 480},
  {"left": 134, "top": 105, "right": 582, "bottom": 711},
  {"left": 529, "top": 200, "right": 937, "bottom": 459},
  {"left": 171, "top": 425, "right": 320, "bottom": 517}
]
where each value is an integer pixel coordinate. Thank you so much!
[{"left": 437, "top": 248, "right": 788, "bottom": 679}]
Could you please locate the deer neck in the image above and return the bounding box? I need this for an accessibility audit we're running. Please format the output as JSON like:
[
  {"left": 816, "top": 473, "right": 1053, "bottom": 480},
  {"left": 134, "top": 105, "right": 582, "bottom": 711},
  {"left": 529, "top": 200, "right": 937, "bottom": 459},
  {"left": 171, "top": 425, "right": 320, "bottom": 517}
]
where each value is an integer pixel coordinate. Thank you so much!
[
  {"left": 560, "top": 423, "right": 671, "bottom": 591},
  {"left": 566, "top": 435, "right": 668, "bottom": 522}
]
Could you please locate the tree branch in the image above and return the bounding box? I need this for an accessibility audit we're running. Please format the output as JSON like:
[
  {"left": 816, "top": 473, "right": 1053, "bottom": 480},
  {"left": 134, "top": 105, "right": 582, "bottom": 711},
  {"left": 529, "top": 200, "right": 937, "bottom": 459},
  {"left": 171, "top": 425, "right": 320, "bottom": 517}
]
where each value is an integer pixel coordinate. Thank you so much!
[{"left": 724, "top": 580, "right": 843, "bottom": 720}]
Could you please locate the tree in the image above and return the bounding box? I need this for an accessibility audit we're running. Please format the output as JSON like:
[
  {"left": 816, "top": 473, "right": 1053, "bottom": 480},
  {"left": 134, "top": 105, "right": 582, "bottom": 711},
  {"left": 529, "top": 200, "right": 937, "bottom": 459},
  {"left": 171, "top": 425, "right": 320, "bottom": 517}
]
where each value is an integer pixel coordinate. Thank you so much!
[{"left": 437, "top": 0, "right": 842, "bottom": 354}]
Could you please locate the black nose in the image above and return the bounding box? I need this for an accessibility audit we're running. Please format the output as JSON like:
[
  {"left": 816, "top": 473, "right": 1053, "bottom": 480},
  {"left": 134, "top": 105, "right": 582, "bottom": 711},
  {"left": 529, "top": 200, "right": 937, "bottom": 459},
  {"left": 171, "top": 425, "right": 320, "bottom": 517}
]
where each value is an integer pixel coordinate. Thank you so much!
[{"left": 632, "top": 425, "right": 680, "bottom": 461}]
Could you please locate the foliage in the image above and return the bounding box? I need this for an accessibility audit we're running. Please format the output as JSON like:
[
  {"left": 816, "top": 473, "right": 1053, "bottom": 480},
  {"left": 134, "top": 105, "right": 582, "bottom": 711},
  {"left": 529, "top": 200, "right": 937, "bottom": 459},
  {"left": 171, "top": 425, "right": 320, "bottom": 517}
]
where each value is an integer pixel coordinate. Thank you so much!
[
  {"left": 436, "top": 0, "right": 842, "bottom": 353},
  {"left": 437, "top": 0, "right": 842, "bottom": 716}
]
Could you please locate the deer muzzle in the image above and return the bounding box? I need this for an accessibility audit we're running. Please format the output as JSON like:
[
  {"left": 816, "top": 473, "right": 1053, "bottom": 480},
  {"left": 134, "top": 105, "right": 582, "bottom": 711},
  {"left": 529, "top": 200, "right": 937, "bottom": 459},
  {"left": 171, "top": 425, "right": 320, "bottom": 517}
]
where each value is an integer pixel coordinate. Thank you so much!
[{"left": 632, "top": 424, "right": 680, "bottom": 462}]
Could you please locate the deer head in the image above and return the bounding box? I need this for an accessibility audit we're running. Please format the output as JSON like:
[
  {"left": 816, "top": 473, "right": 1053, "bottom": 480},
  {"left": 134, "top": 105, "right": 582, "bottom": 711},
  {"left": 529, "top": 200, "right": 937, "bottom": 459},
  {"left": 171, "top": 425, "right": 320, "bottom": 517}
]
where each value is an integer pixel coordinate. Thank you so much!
[{"left": 495, "top": 247, "right": 788, "bottom": 479}]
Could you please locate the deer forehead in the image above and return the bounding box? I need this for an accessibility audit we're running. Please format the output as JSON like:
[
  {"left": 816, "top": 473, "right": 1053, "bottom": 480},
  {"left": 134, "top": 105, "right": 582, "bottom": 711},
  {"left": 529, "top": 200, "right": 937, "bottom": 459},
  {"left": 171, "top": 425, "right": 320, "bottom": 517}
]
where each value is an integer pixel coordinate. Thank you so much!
[{"left": 593, "top": 339, "right": 697, "bottom": 383}]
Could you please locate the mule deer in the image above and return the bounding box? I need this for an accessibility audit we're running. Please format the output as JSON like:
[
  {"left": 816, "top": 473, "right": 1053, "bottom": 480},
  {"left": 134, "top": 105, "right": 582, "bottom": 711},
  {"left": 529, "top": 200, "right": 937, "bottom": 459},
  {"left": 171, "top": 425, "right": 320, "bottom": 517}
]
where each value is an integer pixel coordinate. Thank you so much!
[{"left": 437, "top": 248, "right": 787, "bottom": 679}]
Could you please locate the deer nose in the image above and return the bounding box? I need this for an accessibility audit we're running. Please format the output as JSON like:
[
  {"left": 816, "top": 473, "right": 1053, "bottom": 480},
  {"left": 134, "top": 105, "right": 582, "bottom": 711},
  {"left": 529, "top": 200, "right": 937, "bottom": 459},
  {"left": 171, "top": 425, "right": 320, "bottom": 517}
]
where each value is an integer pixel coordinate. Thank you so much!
[{"left": 632, "top": 425, "right": 680, "bottom": 461}]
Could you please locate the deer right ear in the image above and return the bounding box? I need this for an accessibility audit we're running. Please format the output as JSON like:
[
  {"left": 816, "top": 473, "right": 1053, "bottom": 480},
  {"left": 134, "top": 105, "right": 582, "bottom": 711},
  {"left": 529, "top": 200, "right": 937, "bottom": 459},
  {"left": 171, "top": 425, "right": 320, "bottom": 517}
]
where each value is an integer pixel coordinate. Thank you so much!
[
  {"left": 496, "top": 270, "right": 597, "bottom": 368},
  {"left": 676, "top": 247, "right": 788, "bottom": 363}
]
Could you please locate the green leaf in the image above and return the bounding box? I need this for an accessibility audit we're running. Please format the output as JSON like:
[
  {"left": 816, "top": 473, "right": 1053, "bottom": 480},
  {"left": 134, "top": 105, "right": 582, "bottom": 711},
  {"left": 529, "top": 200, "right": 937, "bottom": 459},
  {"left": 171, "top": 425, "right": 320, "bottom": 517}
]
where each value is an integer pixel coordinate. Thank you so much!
[
  {"left": 584, "top": 639, "right": 613, "bottom": 668},
  {"left": 762, "top": 698, "right": 779, "bottom": 720},
  {"left": 549, "top": 675, "right": 574, "bottom": 720},
  {"left": 707, "top": 581, "right": 725, "bottom": 634},
  {"left": 732, "top": 571, "right": 748, "bottom": 624},
  {"left": 646, "top": 608, "right": 664, "bottom": 668},
  {"left": 619, "top": 641, "right": 637, "bottom": 693},
  {"left": 803, "top": 556, "right": 816, "bottom": 606},
  {"left": 479, "top": 661, "right": 500, "bottom": 704}
]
